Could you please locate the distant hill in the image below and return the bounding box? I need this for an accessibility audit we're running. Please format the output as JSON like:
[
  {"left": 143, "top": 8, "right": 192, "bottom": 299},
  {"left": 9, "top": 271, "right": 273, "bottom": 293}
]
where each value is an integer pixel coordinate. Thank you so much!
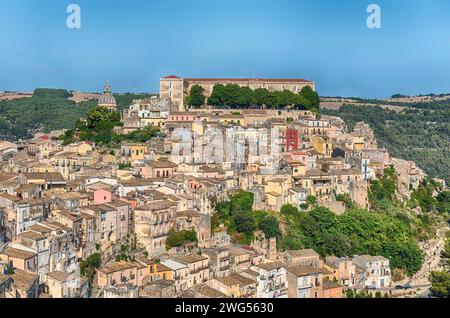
[
  {"left": 320, "top": 94, "right": 450, "bottom": 112},
  {"left": 0, "top": 88, "right": 154, "bottom": 141}
]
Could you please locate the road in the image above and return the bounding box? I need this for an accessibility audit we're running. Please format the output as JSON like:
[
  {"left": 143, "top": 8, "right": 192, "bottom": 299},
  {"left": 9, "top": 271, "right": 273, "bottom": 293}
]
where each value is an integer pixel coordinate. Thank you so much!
[{"left": 396, "top": 225, "right": 448, "bottom": 297}]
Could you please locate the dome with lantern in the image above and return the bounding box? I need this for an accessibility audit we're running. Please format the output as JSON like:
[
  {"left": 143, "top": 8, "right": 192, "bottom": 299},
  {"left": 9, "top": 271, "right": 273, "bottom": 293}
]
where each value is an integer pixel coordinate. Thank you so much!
[{"left": 98, "top": 81, "right": 117, "bottom": 112}]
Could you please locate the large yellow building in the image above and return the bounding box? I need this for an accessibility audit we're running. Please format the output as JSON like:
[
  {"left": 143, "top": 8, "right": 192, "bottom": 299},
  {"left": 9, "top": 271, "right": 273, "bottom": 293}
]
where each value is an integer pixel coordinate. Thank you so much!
[
  {"left": 160, "top": 76, "right": 316, "bottom": 111},
  {"left": 311, "top": 135, "right": 333, "bottom": 158}
]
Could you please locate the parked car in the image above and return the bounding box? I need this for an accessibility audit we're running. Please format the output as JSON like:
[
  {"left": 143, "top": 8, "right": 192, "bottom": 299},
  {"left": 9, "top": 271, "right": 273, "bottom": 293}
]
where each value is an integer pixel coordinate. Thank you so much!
[
  {"left": 395, "top": 285, "right": 404, "bottom": 289},
  {"left": 403, "top": 284, "right": 412, "bottom": 289}
]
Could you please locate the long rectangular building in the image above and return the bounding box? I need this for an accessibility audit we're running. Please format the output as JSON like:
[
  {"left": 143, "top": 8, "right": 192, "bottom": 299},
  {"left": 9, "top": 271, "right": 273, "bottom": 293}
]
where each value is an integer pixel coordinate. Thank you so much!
[{"left": 160, "top": 75, "right": 315, "bottom": 111}]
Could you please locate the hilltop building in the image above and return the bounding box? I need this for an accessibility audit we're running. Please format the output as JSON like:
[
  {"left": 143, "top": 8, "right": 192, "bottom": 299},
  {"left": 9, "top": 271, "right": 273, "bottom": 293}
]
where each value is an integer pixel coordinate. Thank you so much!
[{"left": 160, "top": 76, "right": 316, "bottom": 111}]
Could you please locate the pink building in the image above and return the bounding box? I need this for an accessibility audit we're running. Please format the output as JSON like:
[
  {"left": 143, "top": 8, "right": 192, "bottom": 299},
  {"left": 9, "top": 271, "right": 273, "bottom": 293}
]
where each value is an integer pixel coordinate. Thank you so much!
[
  {"left": 140, "top": 160, "right": 177, "bottom": 179},
  {"left": 120, "top": 197, "right": 138, "bottom": 210},
  {"left": 94, "top": 188, "right": 113, "bottom": 205},
  {"left": 97, "top": 261, "right": 146, "bottom": 288},
  {"left": 287, "top": 151, "right": 308, "bottom": 166}
]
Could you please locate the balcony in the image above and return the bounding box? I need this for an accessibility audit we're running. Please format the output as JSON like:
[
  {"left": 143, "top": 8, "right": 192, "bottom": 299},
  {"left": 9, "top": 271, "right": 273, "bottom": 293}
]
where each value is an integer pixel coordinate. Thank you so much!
[{"left": 190, "top": 266, "right": 209, "bottom": 274}]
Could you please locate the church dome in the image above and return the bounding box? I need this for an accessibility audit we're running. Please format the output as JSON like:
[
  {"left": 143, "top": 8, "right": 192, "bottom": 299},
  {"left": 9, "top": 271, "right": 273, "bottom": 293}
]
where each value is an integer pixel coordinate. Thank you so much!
[
  {"left": 98, "top": 94, "right": 117, "bottom": 106},
  {"left": 98, "top": 81, "right": 117, "bottom": 108}
]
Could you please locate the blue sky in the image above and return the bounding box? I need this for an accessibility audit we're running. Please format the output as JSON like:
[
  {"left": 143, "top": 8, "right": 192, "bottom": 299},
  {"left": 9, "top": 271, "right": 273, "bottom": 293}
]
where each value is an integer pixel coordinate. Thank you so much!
[{"left": 1, "top": 0, "right": 450, "bottom": 97}]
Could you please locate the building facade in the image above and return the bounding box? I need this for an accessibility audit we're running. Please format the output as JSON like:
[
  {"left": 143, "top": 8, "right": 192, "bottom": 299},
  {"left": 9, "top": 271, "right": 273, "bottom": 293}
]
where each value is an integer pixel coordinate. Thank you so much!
[{"left": 160, "top": 76, "right": 316, "bottom": 111}]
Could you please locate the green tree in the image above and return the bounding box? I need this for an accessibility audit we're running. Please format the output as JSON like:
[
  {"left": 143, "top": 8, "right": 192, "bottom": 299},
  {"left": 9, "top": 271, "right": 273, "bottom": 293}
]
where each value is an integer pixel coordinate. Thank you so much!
[
  {"left": 368, "top": 166, "right": 397, "bottom": 210},
  {"left": 6, "top": 262, "right": 14, "bottom": 275},
  {"left": 252, "top": 88, "right": 270, "bottom": 107},
  {"left": 336, "top": 193, "right": 355, "bottom": 209},
  {"left": 306, "top": 195, "right": 317, "bottom": 205},
  {"left": 233, "top": 210, "right": 257, "bottom": 235},
  {"left": 186, "top": 85, "right": 206, "bottom": 108},
  {"left": 300, "top": 86, "right": 320, "bottom": 111},
  {"left": 79, "top": 253, "right": 101, "bottom": 282},
  {"left": 230, "top": 190, "right": 254, "bottom": 215},
  {"left": 345, "top": 289, "right": 355, "bottom": 298},
  {"left": 207, "top": 84, "right": 226, "bottom": 106},
  {"left": 258, "top": 215, "right": 281, "bottom": 238},
  {"left": 429, "top": 271, "right": 450, "bottom": 298},
  {"left": 85, "top": 105, "right": 120, "bottom": 130},
  {"left": 436, "top": 191, "right": 450, "bottom": 214},
  {"left": 280, "top": 204, "right": 299, "bottom": 216},
  {"left": 410, "top": 179, "right": 438, "bottom": 212},
  {"left": 166, "top": 229, "right": 198, "bottom": 249},
  {"left": 236, "top": 86, "right": 253, "bottom": 107}
]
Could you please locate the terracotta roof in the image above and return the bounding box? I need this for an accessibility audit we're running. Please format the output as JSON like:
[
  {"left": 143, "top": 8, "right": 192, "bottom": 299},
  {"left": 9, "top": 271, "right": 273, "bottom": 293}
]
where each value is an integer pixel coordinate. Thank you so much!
[
  {"left": 20, "top": 231, "right": 47, "bottom": 241},
  {"left": 216, "top": 273, "right": 255, "bottom": 287},
  {"left": 46, "top": 271, "right": 71, "bottom": 283},
  {"left": 287, "top": 249, "right": 319, "bottom": 258},
  {"left": 173, "top": 253, "right": 208, "bottom": 264},
  {"left": 1, "top": 247, "right": 37, "bottom": 259},
  {"left": 257, "top": 261, "right": 286, "bottom": 271},
  {"left": 120, "top": 179, "right": 154, "bottom": 187},
  {"left": 135, "top": 200, "right": 177, "bottom": 211},
  {"left": 24, "top": 172, "right": 66, "bottom": 182},
  {"left": 0, "top": 172, "right": 19, "bottom": 183},
  {"left": 107, "top": 200, "right": 130, "bottom": 208},
  {"left": 229, "top": 246, "right": 250, "bottom": 256},
  {"left": 9, "top": 269, "right": 39, "bottom": 291},
  {"left": 147, "top": 160, "right": 178, "bottom": 169},
  {"left": 98, "top": 261, "right": 143, "bottom": 275},
  {"left": 0, "top": 192, "right": 21, "bottom": 202},
  {"left": 177, "top": 210, "right": 200, "bottom": 218},
  {"left": 323, "top": 278, "right": 342, "bottom": 290},
  {"left": 242, "top": 269, "right": 259, "bottom": 277},
  {"left": 87, "top": 181, "right": 114, "bottom": 191},
  {"left": 193, "top": 284, "right": 228, "bottom": 298},
  {"left": 162, "top": 75, "right": 181, "bottom": 79},
  {"left": 288, "top": 265, "right": 323, "bottom": 277},
  {"left": 0, "top": 272, "right": 11, "bottom": 285}
]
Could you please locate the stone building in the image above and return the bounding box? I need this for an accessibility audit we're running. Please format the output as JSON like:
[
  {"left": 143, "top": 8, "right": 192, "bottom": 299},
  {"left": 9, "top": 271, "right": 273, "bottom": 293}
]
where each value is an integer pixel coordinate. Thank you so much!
[
  {"left": 160, "top": 76, "right": 316, "bottom": 111},
  {"left": 134, "top": 200, "right": 178, "bottom": 257}
]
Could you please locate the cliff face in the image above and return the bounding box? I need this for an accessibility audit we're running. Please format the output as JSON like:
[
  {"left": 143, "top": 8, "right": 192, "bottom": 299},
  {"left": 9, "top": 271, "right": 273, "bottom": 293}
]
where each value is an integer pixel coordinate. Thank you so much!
[{"left": 391, "top": 157, "right": 426, "bottom": 202}]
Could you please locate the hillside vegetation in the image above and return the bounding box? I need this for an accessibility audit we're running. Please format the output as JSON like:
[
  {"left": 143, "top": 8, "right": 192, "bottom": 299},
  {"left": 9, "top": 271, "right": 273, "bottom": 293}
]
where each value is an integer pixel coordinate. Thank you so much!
[
  {"left": 213, "top": 169, "right": 450, "bottom": 277},
  {"left": 186, "top": 84, "right": 320, "bottom": 112},
  {"left": 322, "top": 103, "right": 450, "bottom": 183},
  {"left": 0, "top": 89, "right": 155, "bottom": 141},
  {"left": 0, "top": 89, "right": 96, "bottom": 140}
]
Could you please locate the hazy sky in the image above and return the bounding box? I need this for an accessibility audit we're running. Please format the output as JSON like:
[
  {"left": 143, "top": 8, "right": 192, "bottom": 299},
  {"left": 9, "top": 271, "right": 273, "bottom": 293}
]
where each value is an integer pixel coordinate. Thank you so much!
[{"left": 1, "top": 0, "right": 450, "bottom": 97}]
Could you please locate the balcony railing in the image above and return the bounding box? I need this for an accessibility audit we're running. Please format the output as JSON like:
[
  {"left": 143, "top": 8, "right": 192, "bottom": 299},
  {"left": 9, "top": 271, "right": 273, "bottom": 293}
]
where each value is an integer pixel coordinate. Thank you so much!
[{"left": 190, "top": 266, "right": 209, "bottom": 274}]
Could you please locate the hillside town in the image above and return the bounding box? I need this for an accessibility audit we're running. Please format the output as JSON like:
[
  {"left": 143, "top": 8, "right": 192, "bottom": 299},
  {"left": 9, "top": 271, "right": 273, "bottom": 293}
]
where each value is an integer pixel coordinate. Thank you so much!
[{"left": 0, "top": 77, "right": 444, "bottom": 299}]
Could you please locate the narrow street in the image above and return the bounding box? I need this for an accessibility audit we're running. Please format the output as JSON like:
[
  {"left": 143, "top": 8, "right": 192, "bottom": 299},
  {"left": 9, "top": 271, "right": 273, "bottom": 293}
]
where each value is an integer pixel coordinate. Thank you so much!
[{"left": 397, "top": 225, "right": 448, "bottom": 297}]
